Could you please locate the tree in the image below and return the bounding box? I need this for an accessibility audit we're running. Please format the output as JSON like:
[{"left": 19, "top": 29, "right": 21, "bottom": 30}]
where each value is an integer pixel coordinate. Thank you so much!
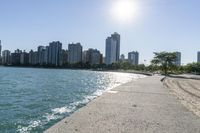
[
  {"left": 185, "top": 62, "right": 200, "bottom": 74},
  {"left": 151, "top": 52, "right": 177, "bottom": 75}
]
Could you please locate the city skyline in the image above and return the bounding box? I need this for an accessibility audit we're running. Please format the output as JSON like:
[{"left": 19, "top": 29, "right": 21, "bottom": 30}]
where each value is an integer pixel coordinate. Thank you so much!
[
  {"left": 1, "top": 35, "right": 200, "bottom": 66},
  {"left": 0, "top": 0, "right": 200, "bottom": 64}
]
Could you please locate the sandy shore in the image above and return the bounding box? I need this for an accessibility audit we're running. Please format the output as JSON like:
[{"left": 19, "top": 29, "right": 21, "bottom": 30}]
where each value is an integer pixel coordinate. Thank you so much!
[
  {"left": 164, "top": 77, "right": 200, "bottom": 118},
  {"left": 45, "top": 76, "right": 200, "bottom": 133}
]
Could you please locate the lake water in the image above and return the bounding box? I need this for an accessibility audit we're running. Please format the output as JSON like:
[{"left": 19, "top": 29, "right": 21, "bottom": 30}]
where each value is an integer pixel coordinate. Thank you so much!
[{"left": 0, "top": 67, "right": 146, "bottom": 133}]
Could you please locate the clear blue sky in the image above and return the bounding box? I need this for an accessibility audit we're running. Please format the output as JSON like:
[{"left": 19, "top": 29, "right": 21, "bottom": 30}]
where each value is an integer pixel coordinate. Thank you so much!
[{"left": 0, "top": 0, "right": 200, "bottom": 64}]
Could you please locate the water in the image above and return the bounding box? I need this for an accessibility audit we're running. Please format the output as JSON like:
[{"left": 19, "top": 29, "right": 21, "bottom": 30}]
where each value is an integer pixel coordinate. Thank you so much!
[{"left": 0, "top": 67, "right": 146, "bottom": 133}]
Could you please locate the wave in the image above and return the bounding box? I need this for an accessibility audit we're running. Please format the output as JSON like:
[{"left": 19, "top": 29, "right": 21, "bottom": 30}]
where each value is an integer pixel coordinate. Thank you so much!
[{"left": 17, "top": 73, "right": 146, "bottom": 133}]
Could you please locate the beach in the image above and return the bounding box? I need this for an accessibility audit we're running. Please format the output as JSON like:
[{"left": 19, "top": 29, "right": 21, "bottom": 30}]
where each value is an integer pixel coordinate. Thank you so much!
[
  {"left": 164, "top": 76, "right": 200, "bottom": 118},
  {"left": 45, "top": 75, "right": 200, "bottom": 133}
]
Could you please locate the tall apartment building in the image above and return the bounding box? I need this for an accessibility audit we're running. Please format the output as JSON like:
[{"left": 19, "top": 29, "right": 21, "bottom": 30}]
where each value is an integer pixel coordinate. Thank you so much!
[
  {"left": 62, "top": 49, "right": 68, "bottom": 65},
  {"left": 83, "top": 49, "right": 102, "bottom": 65},
  {"left": 105, "top": 33, "right": 120, "bottom": 65},
  {"left": 82, "top": 50, "right": 87, "bottom": 63},
  {"left": 68, "top": 43, "right": 82, "bottom": 64},
  {"left": 120, "top": 54, "right": 125, "bottom": 61},
  {"left": 90, "top": 49, "right": 102, "bottom": 65},
  {"left": 174, "top": 52, "right": 181, "bottom": 66},
  {"left": 2, "top": 50, "right": 11, "bottom": 65},
  {"left": 0, "top": 40, "right": 2, "bottom": 59},
  {"left": 20, "top": 51, "right": 29, "bottom": 65},
  {"left": 11, "top": 49, "right": 22, "bottom": 65},
  {"left": 48, "top": 41, "right": 62, "bottom": 66},
  {"left": 111, "top": 32, "right": 120, "bottom": 61},
  {"left": 128, "top": 51, "right": 139, "bottom": 65},
  {"left": 44, "top": 46, "right": 49, "bottom": 65},
  {"left": 105, "top": 37, "right": 117, "bottom": 64},
  {"left": 197, "top": 51, "right": 200, "bottom": 63},
  {"left": 38, "top": 46, "right": 45, "bottom": 65}
]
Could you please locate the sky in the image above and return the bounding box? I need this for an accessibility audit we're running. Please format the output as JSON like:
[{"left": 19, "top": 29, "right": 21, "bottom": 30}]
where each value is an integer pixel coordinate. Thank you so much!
[{"left": 0, "top": 0, "right": 200, "bottom": 64}]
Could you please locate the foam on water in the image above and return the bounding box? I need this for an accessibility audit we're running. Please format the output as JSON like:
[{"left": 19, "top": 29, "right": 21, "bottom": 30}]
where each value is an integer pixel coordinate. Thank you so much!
[{"left": 15, "top": 71, "right": 146, "bottom": 133}]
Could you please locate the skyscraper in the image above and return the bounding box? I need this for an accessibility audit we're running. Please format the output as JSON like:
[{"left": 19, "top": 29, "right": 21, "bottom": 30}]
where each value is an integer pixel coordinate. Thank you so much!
[
  {"left": 174, "top": 52, "right": 181, "bottom": 66},
  {"left": 128, "top": 51, "right": 139, "bottom": 65},
  {"left": 37, "top": 46, "right": 45, "bottom": 65},
  {"left": 20, "top": 51, "right": 29, "bottom": 65},
  {"left": 105, "top": 33, "right": 120, "bottom": 65},
  {"left": 68, "top": 43, "right": 82, "bottom": 64},
  {"left": 11, "top": 50, "right": 22, "bottom": 65},
  {"left": 0, "top": 40, "right": 2, "bottom": 59},
  {"left": 44, "top": 46, "right": 49, "bottom": 65},
  {"left": 2, "top": 50, "right": 11, "bottom": 65},
  {"left": 48, "top": 41, "right": 62, "bottom": 66},
  {"left": 61, "top": 49, "right": 68, "bottom": 65},
  {"left": 82, "top": 50, "right": 87, "bottom": 63},
  {"left": 198, "top": 51, "right": 200, "bottom": 63},
  {"left": 105, "top": 37, "right": 117, "bottom": 65},
  {"left": 29, "top": 50, "right": 34, "bottom": 65},
  {"left": 111, "top": 32, "right": 120, "bottom": 61}
]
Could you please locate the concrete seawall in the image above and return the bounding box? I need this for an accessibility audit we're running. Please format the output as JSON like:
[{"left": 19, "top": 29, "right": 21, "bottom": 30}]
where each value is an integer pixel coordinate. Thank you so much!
[{"left": 45, "top": 76, "right": 200, "bottom": 133}]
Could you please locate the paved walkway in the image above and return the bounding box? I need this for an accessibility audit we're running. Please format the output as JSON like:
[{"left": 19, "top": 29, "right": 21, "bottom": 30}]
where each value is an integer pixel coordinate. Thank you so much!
[{"left": 45, "top": 76, "right": 200, "bottom": 133}]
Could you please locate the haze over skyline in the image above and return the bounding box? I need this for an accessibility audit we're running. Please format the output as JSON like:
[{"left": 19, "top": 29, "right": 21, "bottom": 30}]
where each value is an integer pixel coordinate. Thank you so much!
[{"left": 0, "top": 0, "right": 200, "bottom": 64}]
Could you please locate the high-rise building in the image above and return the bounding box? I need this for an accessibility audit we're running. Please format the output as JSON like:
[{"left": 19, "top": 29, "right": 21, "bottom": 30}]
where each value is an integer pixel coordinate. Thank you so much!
[
  {"left": 105, "top": 37, "right": 117, "bottom": 65},
  {"left": 29, "top": 50, "right": 39, "bottom": 65},
  {"left": 82, "top": 50, "right": 88, "bottom": 63},
  {"left": 20, "top": 51, "right": 29, "bottom": 65},
  {"left": 49, "top": 41, "right": 62, "bottom": 66},
  {"left": 90, "top": 49, "right": 102, "bottom": 65},
  {"left": 2, "top": 50, "right": 11, "bottom": 65},
  {"left": 174, "top": 52, "right": 181, "bottom": 66},
  {"left": 29, "top": 50, "right": 34, "bottom": 65},
  {"left": 84, "top": 49, "right": 102, "bottom": 65},
  {"left": 44, "top": 46, "right": 49, "bottom": 65},
  {"left": 62, "top": 49, "right": 68, "bottom": 65},
  {"left": 15, "top": 49, "right": 22, "bottom": 54},
  {"left": 197, "top": 51, "right": 200, "bottom": 63},
  {"left": 128, "top": 51, "right": 139, "bottom": 65},
  {"left": 111, "top": 32, "right": 120, "bottom": 61},
  {"left": 11, "top": 49, "right": 22, "bottom": 65},
  {"left": 0, "top": 40, "right": 2, "bottom": 59},
  {"left": 105, "top": 33, "right": 120, "bottom": 65},
  {"left": 120, "top": 54, "right": 125, "bottom": 61},
  {"left": 33, "top": 52, "right": 39, "bottom": 65},
  {"left": 38, "top": 46, "right": 45, "bottom": 65},
  {"left": 68, "top": 43, "right": 82, "bottom": 64}
]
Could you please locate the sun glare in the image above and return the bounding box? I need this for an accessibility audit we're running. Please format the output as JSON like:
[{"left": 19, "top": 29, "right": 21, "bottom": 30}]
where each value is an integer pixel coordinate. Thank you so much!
[{"left": 110, "top": 0, "right": 138, "bottom": 23}]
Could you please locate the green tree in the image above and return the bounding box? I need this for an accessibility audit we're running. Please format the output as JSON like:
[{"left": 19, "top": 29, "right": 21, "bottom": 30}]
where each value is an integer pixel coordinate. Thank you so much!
[
  {"left": 151, "top": 52, "right": 177, "bottom": 75},
  {"left": 185, "top": 62, "right": 200, "bottom": 74}
]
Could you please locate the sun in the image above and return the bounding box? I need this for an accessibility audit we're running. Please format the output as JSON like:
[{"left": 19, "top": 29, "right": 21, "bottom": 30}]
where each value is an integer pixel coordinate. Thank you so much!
[{"left": 110, "top": 0, "right": 138, "bottom": 23}]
